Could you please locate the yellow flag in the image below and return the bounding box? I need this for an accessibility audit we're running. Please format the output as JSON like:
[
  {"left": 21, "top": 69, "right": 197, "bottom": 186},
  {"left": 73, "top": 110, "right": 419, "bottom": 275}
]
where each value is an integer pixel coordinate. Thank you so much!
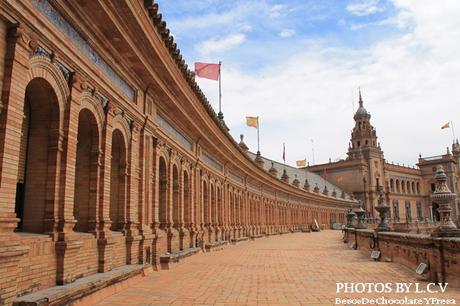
[
  {"left": 441, "top": 122, "right": 450, "bottom": 129},
  {"left": 296, "top": 159, "right": 306, "bottom": 167},
  {"left": 246, "top": 116, "right": 258, "bottom": 128}
]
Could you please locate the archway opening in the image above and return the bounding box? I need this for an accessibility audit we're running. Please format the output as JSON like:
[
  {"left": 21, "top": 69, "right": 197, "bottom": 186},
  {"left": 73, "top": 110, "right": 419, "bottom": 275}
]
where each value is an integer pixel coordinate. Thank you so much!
[
  {"left": 74, "top": 109, "right": 99, "bottom": 233},
  {"left": 203, "top": 181, "right": 208, "bottom": 225},
  {"left": 15, "top": 78, "right": 60, "bottom": 233},
  {"left": 210, "top": 184, "right": 215, "bottom": 226},
  {"left": 158, "top": 157, "right": 167, "bottom": 228},
  {"left": 217, "top": 187, "right": 221, "bottom": 226},
  {"left": 109, "top": 129, "right": 127, "bottom": 231},
  {"left": 183, "top": 172, "right": 190, "bottom": 226},
  {"left": 172, "top": 165, "right": 180, "bottom": 227}
]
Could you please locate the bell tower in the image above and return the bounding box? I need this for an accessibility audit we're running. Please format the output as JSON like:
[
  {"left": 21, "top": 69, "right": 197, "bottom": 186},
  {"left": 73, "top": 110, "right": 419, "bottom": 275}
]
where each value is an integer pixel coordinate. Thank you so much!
[
  {"left": 346, "top": 90, "right": 385, "bottom": 218},
  {"left": 347, "top": 90, "right": 382, "bottom": 160}
]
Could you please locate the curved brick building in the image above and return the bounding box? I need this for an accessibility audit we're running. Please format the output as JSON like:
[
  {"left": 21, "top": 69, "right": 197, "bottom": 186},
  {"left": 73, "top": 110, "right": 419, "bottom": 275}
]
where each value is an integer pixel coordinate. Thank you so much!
[{"left": 0, "top": 1, "right": 356, "bottom": 304}]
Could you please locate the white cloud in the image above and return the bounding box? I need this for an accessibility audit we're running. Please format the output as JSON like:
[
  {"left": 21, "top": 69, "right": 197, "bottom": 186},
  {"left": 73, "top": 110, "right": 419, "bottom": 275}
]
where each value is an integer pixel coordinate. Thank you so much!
[
  {"left": 347, "top": 0, "right": 384, "bottom": 16},
  {"left": 239, "top": 24, "right": 253, "bottom": 32},
  {"left": 196, "top": 33, "right": 246, "bottom": 55},
  {"left": 269, "top": 4, "right": 285, "bottom": 18},
  {"left": 279, "top": 29, "right": 296, "bottom": 38},
  {"left": 196, "top": 1, "right": 460, "bottom": 166}
]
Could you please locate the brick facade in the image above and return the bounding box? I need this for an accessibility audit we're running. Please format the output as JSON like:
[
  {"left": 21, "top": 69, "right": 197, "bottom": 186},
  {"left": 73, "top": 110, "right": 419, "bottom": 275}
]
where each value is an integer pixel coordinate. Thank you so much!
[{"left": 0, "top": 1, "right": 354, "bottom": 304}]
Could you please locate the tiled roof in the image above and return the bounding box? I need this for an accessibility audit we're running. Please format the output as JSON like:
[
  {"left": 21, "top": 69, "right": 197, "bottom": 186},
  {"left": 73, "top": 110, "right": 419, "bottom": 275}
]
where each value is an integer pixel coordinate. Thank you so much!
[{"left": 247, "top": 152, "right": 353, "bottom": 201}]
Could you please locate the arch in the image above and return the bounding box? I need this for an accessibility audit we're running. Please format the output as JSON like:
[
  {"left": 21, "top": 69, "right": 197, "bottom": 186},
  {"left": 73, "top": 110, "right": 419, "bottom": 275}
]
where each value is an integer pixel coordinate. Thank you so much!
[
  {"left": 27, "top": 56, "right": 68, "bottom": 130},
  {"left": 15, "top": 77, "right": 61, "bottom": 233},
  {"left": 74, "top": 108, "right": 100, "bottom": 232},
  {"left": 158, "top": 156, "right": 168, "bottom": 228},
  {"left": 407, "top": 181, "right": 411, "bottom": 194},
  {"left": 109, "top": 129, "right": 127, "bottom": 231},
  {"left": 390, "top": 179, "right": 394, "bottom": 192},
  {"left": 411, "top": 181, "right": 415, "bottom": 195},
  {"left": 172, "top": 164, "right": 180, "bottom": 226},
  {"left": 111, "top": 114, "right": 132, "bottom": 145},
  {"left": 416, "top": 182, "right": 420, "bottom": 194},
  {"left": 396, "top": 180, "right": 400, "bottom": 193},
  {"left": 79, "top": 91, "right": 105, "bottom": 142}
]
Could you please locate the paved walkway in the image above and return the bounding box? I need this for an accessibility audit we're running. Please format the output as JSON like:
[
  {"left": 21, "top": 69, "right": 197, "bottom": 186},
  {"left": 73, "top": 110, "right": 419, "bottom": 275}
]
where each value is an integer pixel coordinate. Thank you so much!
[{"left": 96, "top": 231, "right": 460, "bottom": 306}]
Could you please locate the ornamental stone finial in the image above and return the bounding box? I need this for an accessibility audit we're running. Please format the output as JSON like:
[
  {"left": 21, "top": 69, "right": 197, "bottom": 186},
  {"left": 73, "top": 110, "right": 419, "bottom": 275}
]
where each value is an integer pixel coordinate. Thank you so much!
[
  {"left": 254, "top": 151, "right": 264, "bottom": 168},
  {"left": 238, "top": 134, "right": 249, "bottom": 152},
  {"left": 375, "top": 186, "right": 390, "bottom": 232},
  {"left": 346, "top": 207, "right": 356, "bottom": 228},
  {"left": 281, "top": 169, "right": 289, "bottom": 183},
  {"left": 431, "top": 165, "right": 460, "bottom": 237},
  {"left": 269, "top": 162, "right": 278, "bottom": 177},
  {"left": 355, "top": 201, "right": 367, "bottom": 229}
]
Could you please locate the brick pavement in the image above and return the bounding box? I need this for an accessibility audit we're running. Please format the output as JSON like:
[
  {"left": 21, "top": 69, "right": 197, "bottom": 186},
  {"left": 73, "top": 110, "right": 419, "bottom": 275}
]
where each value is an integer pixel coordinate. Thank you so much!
[{"left": 95, "top": 231, "right": 460, "bottom": 306}]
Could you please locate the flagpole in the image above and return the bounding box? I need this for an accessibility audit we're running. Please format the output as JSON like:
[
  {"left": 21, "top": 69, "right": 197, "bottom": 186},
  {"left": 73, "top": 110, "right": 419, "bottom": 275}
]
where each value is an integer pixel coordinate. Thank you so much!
[
  {"left": 451, "top": 120, "right": 456, "bottom": 142},
  {"left": 218, "top": 61, "right": 223, "bottom": 119}
]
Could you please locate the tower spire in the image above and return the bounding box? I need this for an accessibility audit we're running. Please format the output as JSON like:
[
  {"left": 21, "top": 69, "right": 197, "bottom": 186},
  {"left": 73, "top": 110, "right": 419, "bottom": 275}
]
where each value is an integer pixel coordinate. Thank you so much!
[{"left": 358, "top": 87, "right": 363, "bottom": 107}]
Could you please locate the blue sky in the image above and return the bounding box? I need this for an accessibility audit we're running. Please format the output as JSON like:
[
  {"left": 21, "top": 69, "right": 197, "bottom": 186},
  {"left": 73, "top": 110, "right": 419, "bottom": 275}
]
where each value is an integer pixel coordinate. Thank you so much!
[
  {"left": 154, "top": 0, "right": 460, "bottom": 167},
  {"left": 156, "top": 0, "right": 404, "bottom": 71}
]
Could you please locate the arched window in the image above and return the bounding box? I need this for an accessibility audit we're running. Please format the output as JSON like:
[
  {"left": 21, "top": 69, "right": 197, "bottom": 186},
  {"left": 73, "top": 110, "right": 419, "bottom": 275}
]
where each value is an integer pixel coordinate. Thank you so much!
[{"left": 390, "top": 179, "right": 394, "bottom": 192}]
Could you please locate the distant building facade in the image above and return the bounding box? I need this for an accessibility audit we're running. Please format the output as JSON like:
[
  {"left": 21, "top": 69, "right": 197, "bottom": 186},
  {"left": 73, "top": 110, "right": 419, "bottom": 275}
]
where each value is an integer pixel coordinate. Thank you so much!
[{"left": 306, "top": 92, "right": 460, "bottom": 224}]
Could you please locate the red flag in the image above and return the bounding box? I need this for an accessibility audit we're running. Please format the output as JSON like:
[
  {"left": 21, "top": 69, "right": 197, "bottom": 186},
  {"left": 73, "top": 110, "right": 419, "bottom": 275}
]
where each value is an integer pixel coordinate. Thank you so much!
[
  {"left": 322, "top": 168, "right": 328, "bottom": 180},
  {"left": 194, "top": 62, "right": 220, "bottom": 80}
]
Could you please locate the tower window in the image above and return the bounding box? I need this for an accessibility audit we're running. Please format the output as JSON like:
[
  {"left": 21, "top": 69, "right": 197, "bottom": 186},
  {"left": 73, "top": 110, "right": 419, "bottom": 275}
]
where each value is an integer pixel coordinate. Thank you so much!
[{"left": 357, "top": 141, "right": 360, "bottom": 148}]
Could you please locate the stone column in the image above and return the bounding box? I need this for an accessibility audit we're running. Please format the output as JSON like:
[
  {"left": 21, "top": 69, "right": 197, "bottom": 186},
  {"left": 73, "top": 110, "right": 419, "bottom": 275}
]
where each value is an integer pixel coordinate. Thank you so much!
[
  {"left": 47, "top": 68, "right": 88, "bottom": 284},
  {"left": 92, "top": 103, "right": 115, "bottom": 273},
  {"left": 151, "top": 140, "right": 167, "bottom": 268},
  {"left": 0, "top": 27, "right": 32, "bottom": 304},
  {"left": 125, "top": 122, "right": 141, "bottom": 263},
  {"left": 138, "top": 128, "right": 155, "bottom": 265},
  {"left": 0, "top": 26, "right": 31, "bottom": 235}
]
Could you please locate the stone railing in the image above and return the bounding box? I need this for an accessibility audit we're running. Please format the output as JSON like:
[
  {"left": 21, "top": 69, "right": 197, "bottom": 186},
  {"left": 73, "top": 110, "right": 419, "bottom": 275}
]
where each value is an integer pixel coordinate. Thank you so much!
[{"left": 343, "top": 228, "right": 460, "bottom": 287}]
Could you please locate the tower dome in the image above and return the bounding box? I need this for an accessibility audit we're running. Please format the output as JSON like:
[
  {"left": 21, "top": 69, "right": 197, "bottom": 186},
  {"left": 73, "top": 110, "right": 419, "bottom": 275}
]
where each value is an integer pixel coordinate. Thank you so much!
[{"left": 353, "top": 89, "right": 371, "bottom": 120}]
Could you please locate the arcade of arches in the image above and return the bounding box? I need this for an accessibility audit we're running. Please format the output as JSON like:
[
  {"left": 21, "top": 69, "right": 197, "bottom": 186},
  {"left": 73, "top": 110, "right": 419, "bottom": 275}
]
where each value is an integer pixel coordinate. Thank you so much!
[{"left": 0, "top": 1, "right": 354, "bottom": 305}]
